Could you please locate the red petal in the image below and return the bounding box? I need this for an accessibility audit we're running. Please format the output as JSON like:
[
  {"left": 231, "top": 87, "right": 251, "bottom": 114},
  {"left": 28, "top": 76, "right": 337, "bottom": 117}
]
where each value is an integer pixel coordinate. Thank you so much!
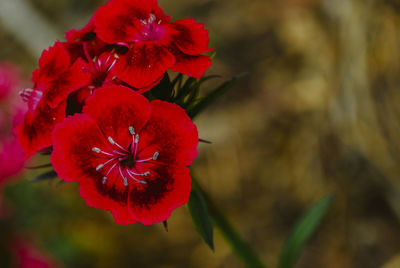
[
  {"left": 128, "top": 165, "right": 191, "bottom": 224},
  {"left": 33, "top": 42, "right": 70, "bottom": 84},
  {"left": 16, "top": 101, "right": 66, "bottom": 157},
  {"left": 82, "top": 86, "right": 151, "bottom": 148},
  {"left": 94, "top": 0, "right": 152, "bottom": 43},
  {"left": 114, "top": 42, "right": 175, "bottom": 89},
  {"left": 51, "top": 114, "right": 138, "bottom": 224},
  {"left": 169, "top": 18, "right": 212, "bottom": 55},
  {"left": 170, "top": 47, "right": 211, "bottom": 78},
  {"left": 137, "top": 100, "right": 198, "bottom": 167},
  {"left": 65, "top": 18, "right": 96, "bottom": 42},
  {"left": 43, "top": 58, "right": 90, "bottom": 108}
]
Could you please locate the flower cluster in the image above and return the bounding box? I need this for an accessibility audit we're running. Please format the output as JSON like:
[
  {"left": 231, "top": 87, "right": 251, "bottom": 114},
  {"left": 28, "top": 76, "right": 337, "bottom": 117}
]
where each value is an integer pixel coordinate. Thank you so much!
[{"left": 16, "top": 0, "right": 211, "bottom": 225}]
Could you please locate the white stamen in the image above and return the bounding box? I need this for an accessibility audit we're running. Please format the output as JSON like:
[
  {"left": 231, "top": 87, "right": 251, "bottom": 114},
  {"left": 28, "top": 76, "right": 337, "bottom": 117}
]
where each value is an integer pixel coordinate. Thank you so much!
[
  {"left": 129, "top": 126, "right": 135, "bottom": 135},
  {"left": 92, "top": 147, "right": 101, "bottom": 153},
  {"left": 153, "top": 151, "right": 159, "bottom": 160},
  {"left": 149, "top": 13, "right": 156, "bottom": 23},
  {"left": 135, "top": 134, "right": 139, "bottom": 144},
  {"left": 143, "top": 171, "right": 150, "bottom": 176},
  {"left": 123, "top": 177, "right": 129, "bottom": 186},
  {"left": 114, "top": 53, "right": 119, "bottom": 59},
  {"left": 102, "top": 177, "right": 107, "bottom": 184},
  {"left": 108, "top": 136, "right": 115, "bottom": 145},
  {"left": 126, "top": 168, "right": 147, "bottom": 185},
  {"left": 96, "top": 164, "right": 104, "bottom": 171}
]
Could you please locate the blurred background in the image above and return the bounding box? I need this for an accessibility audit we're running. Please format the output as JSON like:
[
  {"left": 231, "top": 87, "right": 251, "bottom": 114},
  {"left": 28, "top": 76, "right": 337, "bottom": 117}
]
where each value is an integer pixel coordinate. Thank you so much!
[{"left": 1, "top": 0, "right": 400, "bottom": 267}]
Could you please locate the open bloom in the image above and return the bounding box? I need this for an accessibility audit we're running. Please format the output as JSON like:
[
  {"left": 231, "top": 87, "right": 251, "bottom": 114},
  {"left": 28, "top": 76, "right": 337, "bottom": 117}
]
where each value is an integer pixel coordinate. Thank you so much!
[
  {"left": 93, "top": 0, "right": 212, "bottom": 89},
  {"left": 16, "top": 41, "right": 90, "bottom": 156},
  {"left": 51, "top": 86, "right": 198, "bottom": 224}
]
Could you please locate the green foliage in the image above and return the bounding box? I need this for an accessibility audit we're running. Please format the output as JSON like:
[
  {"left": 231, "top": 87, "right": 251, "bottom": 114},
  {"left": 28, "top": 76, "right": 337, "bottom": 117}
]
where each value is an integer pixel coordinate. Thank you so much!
[
  {"left": 144, "top": 74, "right": 174, "bottom": 101},
  {"left": 188, "top": 180, "right": 215, "bottom": 251},
  {"left": 278, "top": 195, "right": 334, "bottom": 268},
  {"left": 187, "top": 73, "right": 245, "bottom": 119},
  {"left": 146, "top": 72, "right": 242, "bottom": 119},
  {"left": 31, "top": 170, "right": 58, "bottom": 182}
]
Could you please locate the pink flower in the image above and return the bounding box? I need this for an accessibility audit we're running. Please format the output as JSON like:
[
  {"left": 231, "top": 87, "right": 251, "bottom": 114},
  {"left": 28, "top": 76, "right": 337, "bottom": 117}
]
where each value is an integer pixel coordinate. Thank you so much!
[{"left": 0, "top": 63, "right": 26, "bottom": 183}]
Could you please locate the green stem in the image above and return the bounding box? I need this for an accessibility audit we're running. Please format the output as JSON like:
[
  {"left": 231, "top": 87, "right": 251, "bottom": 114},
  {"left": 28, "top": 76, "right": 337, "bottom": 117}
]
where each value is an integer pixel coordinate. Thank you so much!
[{"left": 192, "top": 178, "right": 267, "bottom": 268}]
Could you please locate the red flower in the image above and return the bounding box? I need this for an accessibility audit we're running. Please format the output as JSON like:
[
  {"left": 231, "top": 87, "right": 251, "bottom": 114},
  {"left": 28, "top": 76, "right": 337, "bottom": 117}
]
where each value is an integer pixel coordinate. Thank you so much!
[
  {"left": 16, "top": 41, "right": 90, "bottom": 156},
  {"left": 51, "top": 86, "right": 198, "bottom": 224},
  {"left": 94, "top": 0, "right": 212, "bottom": 89}
]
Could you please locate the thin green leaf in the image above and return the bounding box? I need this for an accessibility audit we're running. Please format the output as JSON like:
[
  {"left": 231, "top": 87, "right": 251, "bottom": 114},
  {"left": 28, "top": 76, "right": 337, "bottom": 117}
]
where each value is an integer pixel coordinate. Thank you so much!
[
  {"left": 175, "top": 77, "right": 197, "bottom": 103},
  {"left": 192, "top": 176, "right": 265, "bottom": 268},
  {"left": 30, "top": 170, "right": 58, "bottom": 182},
  {"left": 188, "top": 184, "right": 214, "bottom": 251},
  {"left": 187, "top": 73, "right": 246, "bottom": 118},
  {"left": 278, "top": 195, "right": 334, "bottom": 268}
]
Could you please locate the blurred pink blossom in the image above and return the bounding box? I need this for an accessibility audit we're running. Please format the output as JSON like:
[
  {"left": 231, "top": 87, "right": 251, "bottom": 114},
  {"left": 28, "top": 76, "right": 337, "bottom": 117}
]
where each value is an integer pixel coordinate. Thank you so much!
[
  {"left": 12, "top": 237, "right": 59, "bottom": 268},
  {"left": 0, "top": 63, "right": 27, "bottom": 184}
]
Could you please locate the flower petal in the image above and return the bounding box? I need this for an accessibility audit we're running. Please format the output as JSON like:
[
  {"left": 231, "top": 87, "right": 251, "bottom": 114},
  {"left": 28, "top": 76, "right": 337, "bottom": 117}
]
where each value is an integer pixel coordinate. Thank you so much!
[
  {"left": 51, "top": 114, "right": 138, "bottom": 224},
  {"left": 114, "top": 42, "right": 175, "bottom": 89},
  {"left": 82, "top": 86, "right": 151, "bottom": 148},
  {"left": 128, "top": 165, "right": 191, "bottom": 224},
  {"left": 65, "top": 18, "right": 96, "bottom": 42},
  {"left": 33, "top": 42, "right": 70, "bottom": 84},
  {"left": 169, "top": 18, "right": 212, "bottom": 55},
  {"left": 43, "top": 58, "right": 90, "bottom": 108},
  {"left": 16, "top": 101, "right": 66, "bottom": 157},
  {"left": 170, "top": 47, "right": 211, "bottom": 78},
  {"left": 94, "top": 0, "right": 151, "bottom": 43},
  {"left": 137, "top": 100, "right": 198, "bottom": 166}
]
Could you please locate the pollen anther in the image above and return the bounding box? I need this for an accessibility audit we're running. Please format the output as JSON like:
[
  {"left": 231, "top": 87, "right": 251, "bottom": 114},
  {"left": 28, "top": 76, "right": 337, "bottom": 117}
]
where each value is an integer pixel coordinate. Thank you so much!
[
  {"left": 153, "top": 152, "right": 159, "bottom": 160},
  {"left": 92, "top": 147, "right": 101, "bottom": 153},
  {"left": 129, "top": 126, "right": 135, "bottom": 135}
]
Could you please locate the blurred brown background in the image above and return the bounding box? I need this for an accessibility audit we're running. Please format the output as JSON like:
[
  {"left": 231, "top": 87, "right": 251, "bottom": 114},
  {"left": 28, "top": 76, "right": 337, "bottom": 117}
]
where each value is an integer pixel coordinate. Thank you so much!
[{"left": 2, "top": 0, "right": 400, "bottom": 267}]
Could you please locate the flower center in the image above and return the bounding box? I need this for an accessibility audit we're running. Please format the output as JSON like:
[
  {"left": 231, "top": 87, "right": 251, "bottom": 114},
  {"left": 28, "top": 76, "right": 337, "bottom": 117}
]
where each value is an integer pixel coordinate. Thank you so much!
[
  {"left": 83, "top": 44, "right": 117, "bottom": 89},
  {"left": 136, "top": 14, "right": 166, "bottom": 41},
  {"left": 91, "top": 126, "right": 159, "bottom": 187}
]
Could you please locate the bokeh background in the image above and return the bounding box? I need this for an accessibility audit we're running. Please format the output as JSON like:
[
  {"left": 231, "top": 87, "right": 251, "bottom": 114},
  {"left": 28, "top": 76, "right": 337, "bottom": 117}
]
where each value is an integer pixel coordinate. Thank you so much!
[{"left": 1, "top": 0, "right": 400, "bottom": 267}]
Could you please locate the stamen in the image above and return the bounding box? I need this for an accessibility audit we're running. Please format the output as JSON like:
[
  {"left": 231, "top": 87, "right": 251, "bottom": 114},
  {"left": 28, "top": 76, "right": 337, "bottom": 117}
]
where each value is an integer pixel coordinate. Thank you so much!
[
  {"left": 126, "top": 168, "right": 147, "bottom": 185},
  {"left": 102, "top": 177, "right": 107, "bottom": 184},
  {"left": 153, "top": 151, "right": 159, "bottom": 160},
  {"left": 107, "top": 59, "right": 117, "bottom": 71},
  {"left": 108, "top": 136, "right": 129, "bottom": 153},
  {"left": 123, "top": 177, "right": 129, "bottom": 186},
  {"left": 129, "top": 126, "right": 135, "bottom": 135},
  {"left": 96, "top": 164, "right": 104, "bottom": 171},
  {"left": 92, "top": 147, "right": 114, "bottom": 157},
  {"left": 133, "top": 134, "right": 139, "bottom": 158},
  {"left": 108, "top": 136, "right": 115, "bottom": 145},
  {"left": 92, "top": 147, "right": 101, "bottom": 153},
  {"left": 128, "top": 169, "right": 150, "bottom": 176},
  {"left": 106, "top": 162, "right": 118, "bottom": 177},
  {"left": 149, "top": 13, "right": 156, "bottom": 23}
]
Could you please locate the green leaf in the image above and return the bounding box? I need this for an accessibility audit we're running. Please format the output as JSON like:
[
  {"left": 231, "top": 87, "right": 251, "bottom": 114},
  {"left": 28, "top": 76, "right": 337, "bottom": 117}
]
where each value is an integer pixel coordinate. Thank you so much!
[
  {"left": 31, "top": 170, "right": 58, "bottom": 182},
  {"left": 187, "top": 73, "right": 246, "bottom": 118},
  {"left": 188, "top": 185, "right": 214, "bottom": 251},
  {"left": 278, "top": 195, "right": 334, "bottom": 268}
]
